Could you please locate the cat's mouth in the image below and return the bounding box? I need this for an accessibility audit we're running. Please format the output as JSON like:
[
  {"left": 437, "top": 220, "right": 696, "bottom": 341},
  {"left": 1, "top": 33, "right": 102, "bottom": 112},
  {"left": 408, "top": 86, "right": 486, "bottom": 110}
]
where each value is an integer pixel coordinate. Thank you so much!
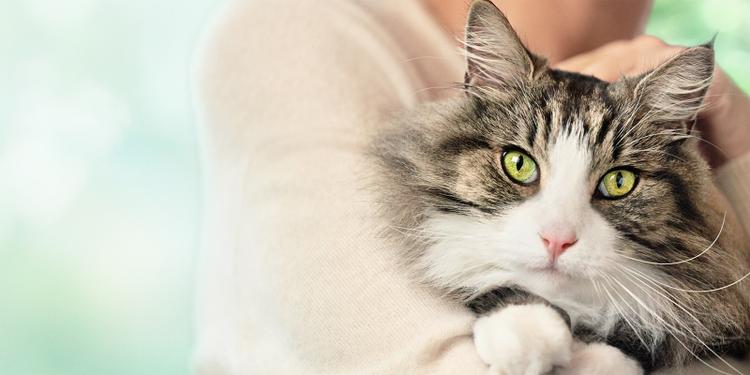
[{"left": 527, "top": 264, "right": 575, "bottom": 280}]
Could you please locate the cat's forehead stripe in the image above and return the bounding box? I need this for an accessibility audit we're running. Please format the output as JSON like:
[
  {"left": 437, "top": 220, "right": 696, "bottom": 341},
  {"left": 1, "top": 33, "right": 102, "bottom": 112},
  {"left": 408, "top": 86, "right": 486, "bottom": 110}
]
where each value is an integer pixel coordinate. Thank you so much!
[{"left": 538, "top": 77, "right": 628, "bottom": 165}]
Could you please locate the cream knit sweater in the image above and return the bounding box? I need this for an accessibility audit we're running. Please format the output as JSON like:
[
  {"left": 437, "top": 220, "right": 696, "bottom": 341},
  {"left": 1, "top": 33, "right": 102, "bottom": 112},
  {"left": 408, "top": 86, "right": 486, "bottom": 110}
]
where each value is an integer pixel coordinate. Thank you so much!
[{"left": 193, "top": 0, "right": 750, "bottom": 373}]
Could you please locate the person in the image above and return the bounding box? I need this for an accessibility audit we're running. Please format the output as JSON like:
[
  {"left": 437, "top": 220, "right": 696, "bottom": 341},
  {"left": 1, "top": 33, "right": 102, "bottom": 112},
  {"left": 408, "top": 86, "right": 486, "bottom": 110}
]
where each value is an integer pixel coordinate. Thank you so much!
[{"left": 192, "top": 0, "right": 750, "bottom": 373}]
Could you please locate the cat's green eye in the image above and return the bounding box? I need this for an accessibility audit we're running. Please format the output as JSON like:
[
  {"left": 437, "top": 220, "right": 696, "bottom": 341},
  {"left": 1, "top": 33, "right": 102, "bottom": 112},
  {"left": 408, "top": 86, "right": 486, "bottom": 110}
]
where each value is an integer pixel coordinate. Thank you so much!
[
  {"left": 501, "top": 150, "right": 538, "bottom": 184},
  {"left": 597, "top": 169, "right": 638, "bottom": 199}
]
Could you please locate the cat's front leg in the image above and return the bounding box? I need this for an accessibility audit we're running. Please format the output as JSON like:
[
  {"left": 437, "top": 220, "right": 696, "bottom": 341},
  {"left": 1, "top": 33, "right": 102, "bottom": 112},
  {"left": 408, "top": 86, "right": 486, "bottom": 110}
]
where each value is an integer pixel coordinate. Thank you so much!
[
  {"left": 556, "top": 341, "right": 643, "bottom": 375},
  {"left": 473, "top": 304, "right": 573, "bottom": 375}
]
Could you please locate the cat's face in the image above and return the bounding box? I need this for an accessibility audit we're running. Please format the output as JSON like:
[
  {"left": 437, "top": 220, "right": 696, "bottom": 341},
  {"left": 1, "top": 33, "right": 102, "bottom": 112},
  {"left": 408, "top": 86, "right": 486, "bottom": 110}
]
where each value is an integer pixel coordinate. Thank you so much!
[
  {"left": 416, "top": 71, "right": 709, "bottom": 313},
  {"left": 373, "top": 0, "right": 748, "bottom": 334}
]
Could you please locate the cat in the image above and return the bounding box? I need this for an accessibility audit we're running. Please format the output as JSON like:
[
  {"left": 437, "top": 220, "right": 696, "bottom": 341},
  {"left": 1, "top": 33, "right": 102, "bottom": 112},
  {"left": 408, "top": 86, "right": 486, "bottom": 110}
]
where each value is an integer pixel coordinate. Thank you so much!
[{"left": 370, "top": 1, "right": 750, "bottom": 374}]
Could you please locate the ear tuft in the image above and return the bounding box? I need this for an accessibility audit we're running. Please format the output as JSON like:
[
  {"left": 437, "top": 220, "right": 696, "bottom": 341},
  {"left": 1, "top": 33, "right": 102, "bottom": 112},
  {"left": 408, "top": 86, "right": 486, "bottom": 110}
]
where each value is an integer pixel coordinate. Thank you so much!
[
  {"left": 463, "top": 0, "right": 545, "bottom": 91},
  {"left": 633, "top": 45, "right": 715, "bottom": 124}
]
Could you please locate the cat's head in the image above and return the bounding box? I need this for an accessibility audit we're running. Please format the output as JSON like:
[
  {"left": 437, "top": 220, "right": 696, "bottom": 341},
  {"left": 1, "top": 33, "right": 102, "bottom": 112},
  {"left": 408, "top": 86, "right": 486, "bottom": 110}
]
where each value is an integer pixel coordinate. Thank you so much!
[{"left": 374, "top": 0, "right": 749, "bottom": 345}]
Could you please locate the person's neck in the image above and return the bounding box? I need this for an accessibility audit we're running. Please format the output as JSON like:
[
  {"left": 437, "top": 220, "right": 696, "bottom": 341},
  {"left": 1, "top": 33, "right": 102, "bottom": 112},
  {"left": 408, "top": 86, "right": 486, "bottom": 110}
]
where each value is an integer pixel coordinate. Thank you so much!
[{"left": 423, "top": 0, "right": 651, "bottom": 65}]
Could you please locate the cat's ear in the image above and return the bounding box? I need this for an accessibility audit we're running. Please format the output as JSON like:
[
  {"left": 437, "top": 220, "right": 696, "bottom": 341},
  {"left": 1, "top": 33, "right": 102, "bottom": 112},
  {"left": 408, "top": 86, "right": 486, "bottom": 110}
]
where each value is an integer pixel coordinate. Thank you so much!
[
  {"left": 463, "top": 0, "right": 546, "bottom": 91},
  {"left": 630, "top": 44, "right": 715, "bottom": 124}
]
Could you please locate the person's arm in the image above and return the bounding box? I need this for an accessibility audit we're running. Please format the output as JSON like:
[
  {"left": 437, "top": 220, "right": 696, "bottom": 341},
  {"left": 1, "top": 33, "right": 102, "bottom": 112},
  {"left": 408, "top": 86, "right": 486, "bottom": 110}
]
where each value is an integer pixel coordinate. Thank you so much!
[
  {"left": 191, "top": 1, "right": 487, "bottom": 373},
  {"left": 555, "top": 35, "right": 750, "bottom": 234}
]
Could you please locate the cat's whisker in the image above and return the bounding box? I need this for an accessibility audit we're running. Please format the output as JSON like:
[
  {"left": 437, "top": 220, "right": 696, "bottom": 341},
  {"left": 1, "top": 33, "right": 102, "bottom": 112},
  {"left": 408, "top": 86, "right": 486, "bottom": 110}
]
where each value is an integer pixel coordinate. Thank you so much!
[
  {"left": 664, "top": 328, "right": 736, "bottom": 375},
  {"left": 622, "top": 261, "right": 750, "bottom": 294},
  {"left": 607, "top": 272, "right": 744, "bottom": 375},
  {"left": 607, "top": 271, "right": 689, "bottom": 336},
  {"left": 386, "top": 221, "right": 493, "bottom": 241},
  {"left": 624, "top": 148, "right": 688, "bottom": 162},
  {"left": 601, "top": 267, "right": 686, "bottom": 340},
  {"left": 620, "top": 266, "right": 744, "bottom": 362},
  {"left": 622, "top": 267, "right": 748, "bottom": 350},
  {"left": 414, "top": 84, "right": 464, "bottom": 95},
  {"left": 625, "top": 128, "right": 686, "bottom": 141},
  {"left": 615, "top": 212, "right": 726, "bottom": 266},
  {"left": 387, "top": 231, "right": 450, "bottom": 246},
  {"left": 601, "top": 276, "right": 725, "bottom": 375},
  {"left": 615, "top": 269, "right": 682, "bottom": 322},
  {"left": 678, "top": 132, "right": 728, "bottom": 157},
  {"left": 420, "top": 258, "right": 510, "bottom": 288},
  {"left": 598, "top": 273, "right": 658, "bottom": 351},
  {"left": 632, "top": 107, "right": 671, "bottom": 128},
  {"left": 616, "top": 266, "right": 710, "bottom": 335},
  {"left": 415, "top": 229, "right": 487, "bottom": 241},
  {"left": 621, "top": 96, "right": 644, "bottom": 135},
  {"left": 620, "top": 104, "right": 668, "bottom": 141},
  {"left": 622, "top": 129, "right": 692, "bottom": 148},
  {"left": 589, "top": 275, "right": 607, "bottom": 309},
  {"left": 590, "top": 274, "right": 622, "bottom": 330}
]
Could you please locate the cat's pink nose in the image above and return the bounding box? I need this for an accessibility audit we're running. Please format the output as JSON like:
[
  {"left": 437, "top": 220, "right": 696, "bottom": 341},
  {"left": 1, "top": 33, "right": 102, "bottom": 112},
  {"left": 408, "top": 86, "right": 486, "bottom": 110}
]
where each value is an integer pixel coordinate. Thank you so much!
[{"left": 539, "top": 229, "right": 578, "bottom": 261}]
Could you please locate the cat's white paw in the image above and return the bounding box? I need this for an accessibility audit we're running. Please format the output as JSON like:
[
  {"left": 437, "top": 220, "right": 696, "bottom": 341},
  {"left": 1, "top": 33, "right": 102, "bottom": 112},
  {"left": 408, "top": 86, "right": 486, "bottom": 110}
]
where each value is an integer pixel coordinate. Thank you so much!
[
  {"left": 556, "top": 342, "right": 643, "bottom": 375},
  {"left": 473, "top": 304, "right": 573, "bottom": 375}
]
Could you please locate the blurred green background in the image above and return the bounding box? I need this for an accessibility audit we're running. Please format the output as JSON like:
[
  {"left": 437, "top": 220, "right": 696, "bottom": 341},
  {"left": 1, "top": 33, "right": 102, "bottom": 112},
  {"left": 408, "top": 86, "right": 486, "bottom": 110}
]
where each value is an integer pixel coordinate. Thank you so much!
[
  {"left": 0, "top": 1, "right": 215, "bottom": 374},
  {"left": 648, "top": 0, "right": 750, "bottom": 91},
  {"left": 0, "top": 1, "right": 747, "bottom": 374}
]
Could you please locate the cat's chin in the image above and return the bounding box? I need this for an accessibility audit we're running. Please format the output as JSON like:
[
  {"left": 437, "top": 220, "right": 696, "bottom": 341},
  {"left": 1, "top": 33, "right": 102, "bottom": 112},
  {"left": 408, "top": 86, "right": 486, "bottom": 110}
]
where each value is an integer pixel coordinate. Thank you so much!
[
  {"left": 513, "top": 269, "right": 613, "bottom": 332},
  {"left": 523, "top": 262, "right": 593, "bottom": 282},
  {"left": 515, "top": 266, "right": 596, "bottom": 297},
  {"left": 526, "top": 265, "right": 573, "bottom": 281}
]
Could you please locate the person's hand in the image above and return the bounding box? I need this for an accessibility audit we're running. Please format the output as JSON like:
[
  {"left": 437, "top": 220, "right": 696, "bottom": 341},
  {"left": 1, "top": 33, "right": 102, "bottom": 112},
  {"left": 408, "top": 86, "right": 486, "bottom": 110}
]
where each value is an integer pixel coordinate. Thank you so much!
[{"left": 555, "top": 35, "right": 750, "bottom": 169}]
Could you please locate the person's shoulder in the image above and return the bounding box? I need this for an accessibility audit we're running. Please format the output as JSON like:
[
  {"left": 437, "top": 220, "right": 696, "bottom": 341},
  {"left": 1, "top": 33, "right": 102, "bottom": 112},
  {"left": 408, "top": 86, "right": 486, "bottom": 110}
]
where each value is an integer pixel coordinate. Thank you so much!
[
  {"left": 197, "top": 0, "right": 395, "bottom": 60},
  {"left": 194, "top": 0, "right": 418, "bottom": 109}
]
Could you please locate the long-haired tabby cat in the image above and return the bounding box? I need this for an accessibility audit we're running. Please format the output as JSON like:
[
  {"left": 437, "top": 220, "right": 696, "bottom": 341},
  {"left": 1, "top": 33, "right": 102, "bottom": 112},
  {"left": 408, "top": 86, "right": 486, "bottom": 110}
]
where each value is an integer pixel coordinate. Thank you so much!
[{"left": 371, "top": 1, "right": 750, "bottom": 374}]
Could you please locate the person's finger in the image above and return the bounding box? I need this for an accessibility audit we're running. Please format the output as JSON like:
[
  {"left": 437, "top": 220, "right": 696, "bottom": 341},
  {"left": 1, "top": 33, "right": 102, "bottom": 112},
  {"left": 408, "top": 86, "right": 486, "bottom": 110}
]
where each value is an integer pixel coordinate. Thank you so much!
[
  {"left": 556, "top": 47, "right": 636, "bottom": 80},
  {"left": 625, "top": 45, "right": 685, "bottom": 77},
  {"left": 579, "top": 53, "right": 635, "bottom": 81},
  {"left": 554, "top": 54, "right": 597, "bottom": 72},
  {"left": 560, "top": 44, "right": 685, "bottom": 82},
  {"left": 553, "top": 40, "right": 627, "bottom": 71}
]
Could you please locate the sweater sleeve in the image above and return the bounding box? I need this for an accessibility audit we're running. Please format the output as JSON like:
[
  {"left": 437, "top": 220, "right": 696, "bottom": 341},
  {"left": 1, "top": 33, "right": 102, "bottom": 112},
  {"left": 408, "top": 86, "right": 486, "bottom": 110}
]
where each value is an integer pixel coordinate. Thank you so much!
[
  {"left": 716, "top": 152, "right": 750, "bottom": 237},
  {"left": 191, "top": 0, "right": 487, "bottom": 373}
]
